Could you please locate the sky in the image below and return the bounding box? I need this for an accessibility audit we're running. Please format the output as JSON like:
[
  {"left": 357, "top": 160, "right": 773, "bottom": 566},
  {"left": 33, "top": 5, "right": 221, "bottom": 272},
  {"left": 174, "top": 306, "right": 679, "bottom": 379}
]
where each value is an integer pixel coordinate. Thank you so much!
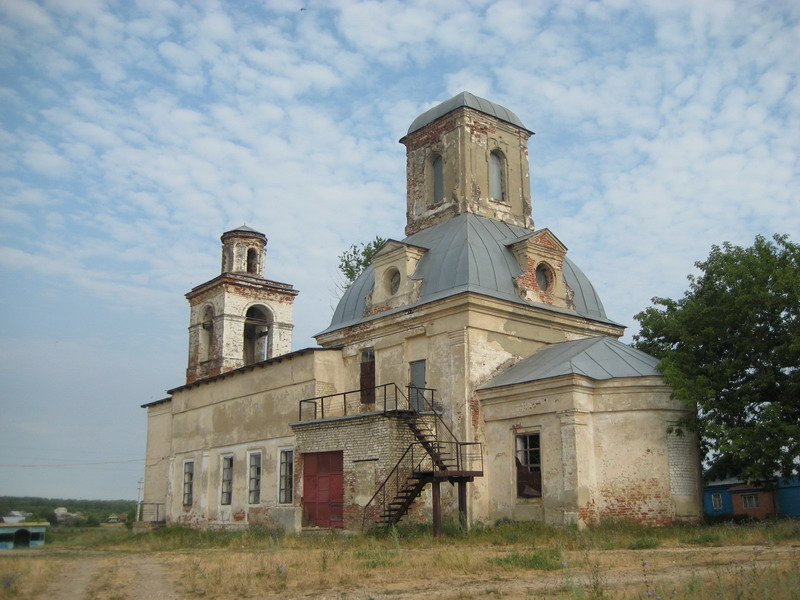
[{"left": 0, "top": 0, "right": 798, "bottom": 502}]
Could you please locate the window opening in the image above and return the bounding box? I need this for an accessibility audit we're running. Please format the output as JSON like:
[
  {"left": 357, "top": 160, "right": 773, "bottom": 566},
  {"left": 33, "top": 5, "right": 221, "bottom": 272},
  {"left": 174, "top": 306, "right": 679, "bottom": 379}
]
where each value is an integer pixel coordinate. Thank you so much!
[
  {"left": 432, "top": 155, "right": 444, "bottom": 205},
  {"left": 516, "top": 433, "right": 541, "bottom": 497},
  {"left": 244, "top": 306, "right": 271, "bottom": 365},
  {"left": 742, "top": 494, "right": 759, "bottom": 509},
  {"left": 248, "top": 452, "right": 262, "bottom": 504},
  {"left": 199, "top": 306, "right": 214, "bottom": 362},
  {"left": 388, "top": 269, "right": 401, "bottom": 295},
  {"left": 221, "top": 456, "right": 233, "bottom": 505},
  {"left": 279, "top": 449, "right": 294, "bottom": 504},
  {"left": 246, "top": 247, "right": 258, "bottom": 274},
  {"left": 183, "top": 461, "right": 194, "bottom": 506},
  {"left": 490, "top": 150, "right": 506, "bottom": 201},
  {"left": 535, "top": 264, "right": 551, "bottom": 291},
  {"left": 711, "top": 493, "right": 723, "bottom": 510},
  {"left": 360, "top": 349, "right": 376, "bottom": 404}
]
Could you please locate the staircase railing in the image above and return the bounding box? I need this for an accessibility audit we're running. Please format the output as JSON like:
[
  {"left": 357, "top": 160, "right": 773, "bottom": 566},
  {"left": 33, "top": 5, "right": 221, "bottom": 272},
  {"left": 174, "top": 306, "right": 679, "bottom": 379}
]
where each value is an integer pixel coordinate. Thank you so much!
[
  {"left": 361, "top": 441, "right": 432, "bottom": 529},
  {"left": 298, "top": 383, "right": 411, "bottom": 421}
]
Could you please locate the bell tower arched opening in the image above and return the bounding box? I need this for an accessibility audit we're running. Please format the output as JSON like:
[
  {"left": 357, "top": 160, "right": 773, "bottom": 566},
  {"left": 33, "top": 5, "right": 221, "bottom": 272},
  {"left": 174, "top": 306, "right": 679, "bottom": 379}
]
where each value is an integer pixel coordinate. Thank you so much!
[
  {"left": 244, "top": 305, "right": 273, "bottom": 365},
  {"left": 246, "top": 248, "right": 258, "bottom": 274},
  {"left": 199, "top": 306, "right": 214, "bottom": 363}
]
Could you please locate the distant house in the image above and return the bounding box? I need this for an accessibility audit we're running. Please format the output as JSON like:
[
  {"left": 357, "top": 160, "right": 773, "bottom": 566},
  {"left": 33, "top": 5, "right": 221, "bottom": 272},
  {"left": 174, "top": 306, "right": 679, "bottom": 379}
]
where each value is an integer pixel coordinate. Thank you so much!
[
  {"left": 1, "top": 511, "right": 27, "bottom": 524},
  {"left": 0, "top": 523, "right": 48, "bottom": 550},
  {"left": 704, "top": 478, "right": 800, "bottom": 519},
  {"left": 107, "top": 513, "right": 128, "bottom": 523}
]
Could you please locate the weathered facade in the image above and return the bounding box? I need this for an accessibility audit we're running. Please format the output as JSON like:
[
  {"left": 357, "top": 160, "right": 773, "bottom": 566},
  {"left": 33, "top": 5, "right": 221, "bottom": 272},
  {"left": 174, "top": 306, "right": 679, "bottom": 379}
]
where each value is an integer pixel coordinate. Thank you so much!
[{"left": 142, "top": 92, "right": 702, "bottom": 531}]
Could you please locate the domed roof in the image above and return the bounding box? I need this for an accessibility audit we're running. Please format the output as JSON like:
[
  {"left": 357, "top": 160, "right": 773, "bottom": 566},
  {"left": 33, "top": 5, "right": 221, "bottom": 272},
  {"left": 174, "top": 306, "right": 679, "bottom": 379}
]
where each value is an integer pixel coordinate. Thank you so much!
[
  {"left": 406, "top": 91, "right": 530, "bottom": 135},
  {"left": 319, "top": 214, "right": 615, "bottom": 336}
]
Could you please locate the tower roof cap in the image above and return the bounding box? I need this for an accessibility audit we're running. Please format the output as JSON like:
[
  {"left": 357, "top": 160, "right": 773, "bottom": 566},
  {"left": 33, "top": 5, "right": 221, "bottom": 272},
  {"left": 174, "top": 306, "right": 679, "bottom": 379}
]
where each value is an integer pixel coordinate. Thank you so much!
[
  {"left": 406, "top": 91, "right": 529, "bottom": 135},
  {"left": 221, "top": 225, "right": 266, "bottom": 240},
  {"left": 227, "top": 224, "right": 262, "bottom": 234}
]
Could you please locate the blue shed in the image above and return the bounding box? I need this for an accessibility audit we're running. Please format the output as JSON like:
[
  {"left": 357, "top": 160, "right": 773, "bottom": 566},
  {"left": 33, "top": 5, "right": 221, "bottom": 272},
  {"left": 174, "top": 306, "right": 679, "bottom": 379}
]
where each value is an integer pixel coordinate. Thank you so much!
[
  {"left": 0, "top": 522, "right": 48, "bottom": 550},
  {"left": 776, "top": 478, "right": 800, "bottom": 518}
]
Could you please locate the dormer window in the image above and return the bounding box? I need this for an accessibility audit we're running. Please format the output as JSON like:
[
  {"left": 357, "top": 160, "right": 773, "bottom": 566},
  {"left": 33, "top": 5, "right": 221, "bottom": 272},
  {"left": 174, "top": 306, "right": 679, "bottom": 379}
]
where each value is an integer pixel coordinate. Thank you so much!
[
  {"left": 490, "top": 150, "right": 506, "bottom": 202},
  {"left": 536, "top": 263, "right": 552, "bottom": 291},
  {"left": 432, "top": 155, "right": 444, "bottom": 206},
  {"left": 387, "top": 269, "right": 401, "bottom": 295}
]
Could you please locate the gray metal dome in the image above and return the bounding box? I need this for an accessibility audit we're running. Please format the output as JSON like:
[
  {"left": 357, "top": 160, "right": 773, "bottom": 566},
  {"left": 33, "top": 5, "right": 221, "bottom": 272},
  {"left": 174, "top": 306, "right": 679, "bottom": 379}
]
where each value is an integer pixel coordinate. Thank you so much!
[
  {"left": 406, "top": 91, "right": 530, "bottom": 135},
  {"left": 319, "top": 214, "right": 614, "bottom": 336}
]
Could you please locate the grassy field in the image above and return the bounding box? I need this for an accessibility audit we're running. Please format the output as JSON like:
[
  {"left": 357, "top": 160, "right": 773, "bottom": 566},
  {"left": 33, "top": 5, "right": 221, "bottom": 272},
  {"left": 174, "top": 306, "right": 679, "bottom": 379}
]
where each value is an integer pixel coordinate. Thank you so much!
[{"left": 1, "top": 519, "right": 799, "bottom": 599}]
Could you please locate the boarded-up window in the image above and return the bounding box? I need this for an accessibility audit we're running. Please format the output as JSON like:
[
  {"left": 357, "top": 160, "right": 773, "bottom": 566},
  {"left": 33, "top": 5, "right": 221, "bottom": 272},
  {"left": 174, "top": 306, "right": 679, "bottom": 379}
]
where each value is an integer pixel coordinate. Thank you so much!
[
  {"left": 490, "top": 150, "right": 506, "bottom": 201},
  {"left": 516, "top": 433, "right": 541, "bottom": 498},
  {"left": 432, "top": 155, "right": 444, "bottom": 205},
  {"left": 360, "top": 349, "right": 375, "bottom": 404}
]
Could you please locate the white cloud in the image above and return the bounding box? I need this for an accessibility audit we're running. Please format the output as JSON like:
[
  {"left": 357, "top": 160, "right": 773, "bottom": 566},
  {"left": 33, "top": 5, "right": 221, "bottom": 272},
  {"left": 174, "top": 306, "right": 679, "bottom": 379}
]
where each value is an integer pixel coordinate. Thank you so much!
[{"left": 0, "top": 0, "right": 797, "bottom": 499}]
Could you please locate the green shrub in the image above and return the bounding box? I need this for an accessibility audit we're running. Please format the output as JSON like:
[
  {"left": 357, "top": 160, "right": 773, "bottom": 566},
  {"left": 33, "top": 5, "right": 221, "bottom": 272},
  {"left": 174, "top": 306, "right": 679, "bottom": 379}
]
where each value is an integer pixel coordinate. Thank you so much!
[{"left": 629, "top": 537, "right": 661, "bottom": 549}]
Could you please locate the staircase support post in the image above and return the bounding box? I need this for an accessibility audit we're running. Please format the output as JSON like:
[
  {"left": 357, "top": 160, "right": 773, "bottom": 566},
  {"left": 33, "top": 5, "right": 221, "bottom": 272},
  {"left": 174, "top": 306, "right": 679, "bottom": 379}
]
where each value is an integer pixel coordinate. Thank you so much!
[
  {"left": 458, "top": 480, "right": 467, "bottom": 530},
  {"left": 432, "top": 480, "right": 442, "bottom": 538}
]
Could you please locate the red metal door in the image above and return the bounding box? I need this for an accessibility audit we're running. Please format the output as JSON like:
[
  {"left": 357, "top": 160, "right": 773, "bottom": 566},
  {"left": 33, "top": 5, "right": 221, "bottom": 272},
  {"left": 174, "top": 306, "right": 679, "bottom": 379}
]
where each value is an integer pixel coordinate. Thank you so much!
[{"left": 303, "top": 451, "right": 344, "bottom": 528}]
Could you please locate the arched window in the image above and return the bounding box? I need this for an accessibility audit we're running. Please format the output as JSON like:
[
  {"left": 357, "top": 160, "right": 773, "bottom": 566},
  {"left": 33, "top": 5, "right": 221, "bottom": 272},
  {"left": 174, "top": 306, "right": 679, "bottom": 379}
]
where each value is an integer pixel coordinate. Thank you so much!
[
  {"left": 244, "top": 306, "right": 272, "bottom": 365},
  {"left": 199, "top": 306, "right": 214, "bottom": 362},
  {"left": 246, "top": 248, "right": 258, "bottom": 274},
  {"left": 432, "top": 155, "right": 444, "bottom": 206},
  {"left": 490, "top": 150, "right": 506, "bottom": 202}
]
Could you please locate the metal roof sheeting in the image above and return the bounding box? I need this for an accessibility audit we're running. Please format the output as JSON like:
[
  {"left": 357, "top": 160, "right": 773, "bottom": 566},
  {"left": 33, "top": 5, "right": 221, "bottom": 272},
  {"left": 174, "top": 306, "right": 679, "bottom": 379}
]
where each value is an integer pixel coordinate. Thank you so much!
[
  {"left": 479, "top": 337, "right": 661, "bottom": 390},
  {"left": 319, "top": 214, "right": 614, "bottom": 336},
  {"left": 406, "top": 91, "right": 529, "bottom": 135}
]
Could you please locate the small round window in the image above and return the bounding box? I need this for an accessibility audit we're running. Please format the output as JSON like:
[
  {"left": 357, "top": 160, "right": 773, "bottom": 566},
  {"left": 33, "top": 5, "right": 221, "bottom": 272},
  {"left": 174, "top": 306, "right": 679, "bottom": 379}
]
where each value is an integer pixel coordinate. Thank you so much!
[
  {"left": 387, "top": 269, "right": 401, "bottom": 295},
  {"left": 535, "top": 264, "right": 551, "bottom": 291}
]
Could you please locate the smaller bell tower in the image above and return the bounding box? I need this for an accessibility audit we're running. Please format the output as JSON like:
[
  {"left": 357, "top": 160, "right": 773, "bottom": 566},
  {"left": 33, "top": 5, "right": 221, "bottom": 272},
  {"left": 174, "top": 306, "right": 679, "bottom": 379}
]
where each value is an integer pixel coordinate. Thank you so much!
[
  {"left": 185, "top": 225, "right": 299, "bottom": 384},
  {"left": 400, "top": 91, "right": 534, "bottom": 235}
]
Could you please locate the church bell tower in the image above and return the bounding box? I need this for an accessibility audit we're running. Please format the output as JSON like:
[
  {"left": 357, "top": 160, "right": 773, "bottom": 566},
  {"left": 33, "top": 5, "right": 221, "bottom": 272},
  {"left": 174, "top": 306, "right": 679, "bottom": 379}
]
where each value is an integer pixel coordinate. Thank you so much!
[
  {"left": 185, "top": 226, "right": 298, "bottom": 384},
  {"left": 400, "top": 91, "right": 535, "bottom": 235}
]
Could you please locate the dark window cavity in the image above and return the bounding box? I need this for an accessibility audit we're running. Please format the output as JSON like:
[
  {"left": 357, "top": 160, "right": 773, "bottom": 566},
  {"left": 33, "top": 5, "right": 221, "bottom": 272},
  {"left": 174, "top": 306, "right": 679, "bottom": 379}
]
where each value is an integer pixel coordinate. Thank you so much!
[
  {"left": 246, "top": 247, "right": 258, "bottom": 274},
  {"left": 516, "top": 433, "right": 542, "bottom": 498}
]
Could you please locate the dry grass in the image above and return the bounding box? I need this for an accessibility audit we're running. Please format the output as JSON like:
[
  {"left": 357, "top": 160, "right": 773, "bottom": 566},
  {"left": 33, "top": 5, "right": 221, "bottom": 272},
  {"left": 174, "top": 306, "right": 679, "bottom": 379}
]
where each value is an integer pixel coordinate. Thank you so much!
[
  {"left": 1, "top": 519, "right": 799, "bottom": 599},
  {"left": 0, "top": 555, "right": 60, "bottom": 600},
  {"left": 84, "top": 557, "right": 137, "bottom": 600}
]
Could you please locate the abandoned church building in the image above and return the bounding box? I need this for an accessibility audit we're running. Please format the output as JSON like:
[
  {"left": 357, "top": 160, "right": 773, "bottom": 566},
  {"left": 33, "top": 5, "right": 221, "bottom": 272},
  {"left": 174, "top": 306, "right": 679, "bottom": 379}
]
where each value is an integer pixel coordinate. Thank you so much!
[{"left": 141, "top": 92, "right": 702, "bottom": 532}]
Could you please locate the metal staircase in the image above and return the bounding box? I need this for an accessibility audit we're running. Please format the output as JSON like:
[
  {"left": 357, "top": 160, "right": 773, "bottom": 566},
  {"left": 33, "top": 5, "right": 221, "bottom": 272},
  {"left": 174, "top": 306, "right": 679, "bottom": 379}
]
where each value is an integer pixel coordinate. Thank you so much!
[{"left": 362, "top": 388, "right": 483, "bottom": 530}]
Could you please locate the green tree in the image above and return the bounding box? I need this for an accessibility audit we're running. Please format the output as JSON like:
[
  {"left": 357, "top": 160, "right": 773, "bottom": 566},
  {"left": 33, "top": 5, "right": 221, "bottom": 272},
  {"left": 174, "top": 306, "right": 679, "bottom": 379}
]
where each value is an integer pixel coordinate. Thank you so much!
[
  {"left": 338, "top": 236, "right": 387, "bottom": 286},
  {"left": 633, "top": 234, "right": 799, "bottom": 482}
]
